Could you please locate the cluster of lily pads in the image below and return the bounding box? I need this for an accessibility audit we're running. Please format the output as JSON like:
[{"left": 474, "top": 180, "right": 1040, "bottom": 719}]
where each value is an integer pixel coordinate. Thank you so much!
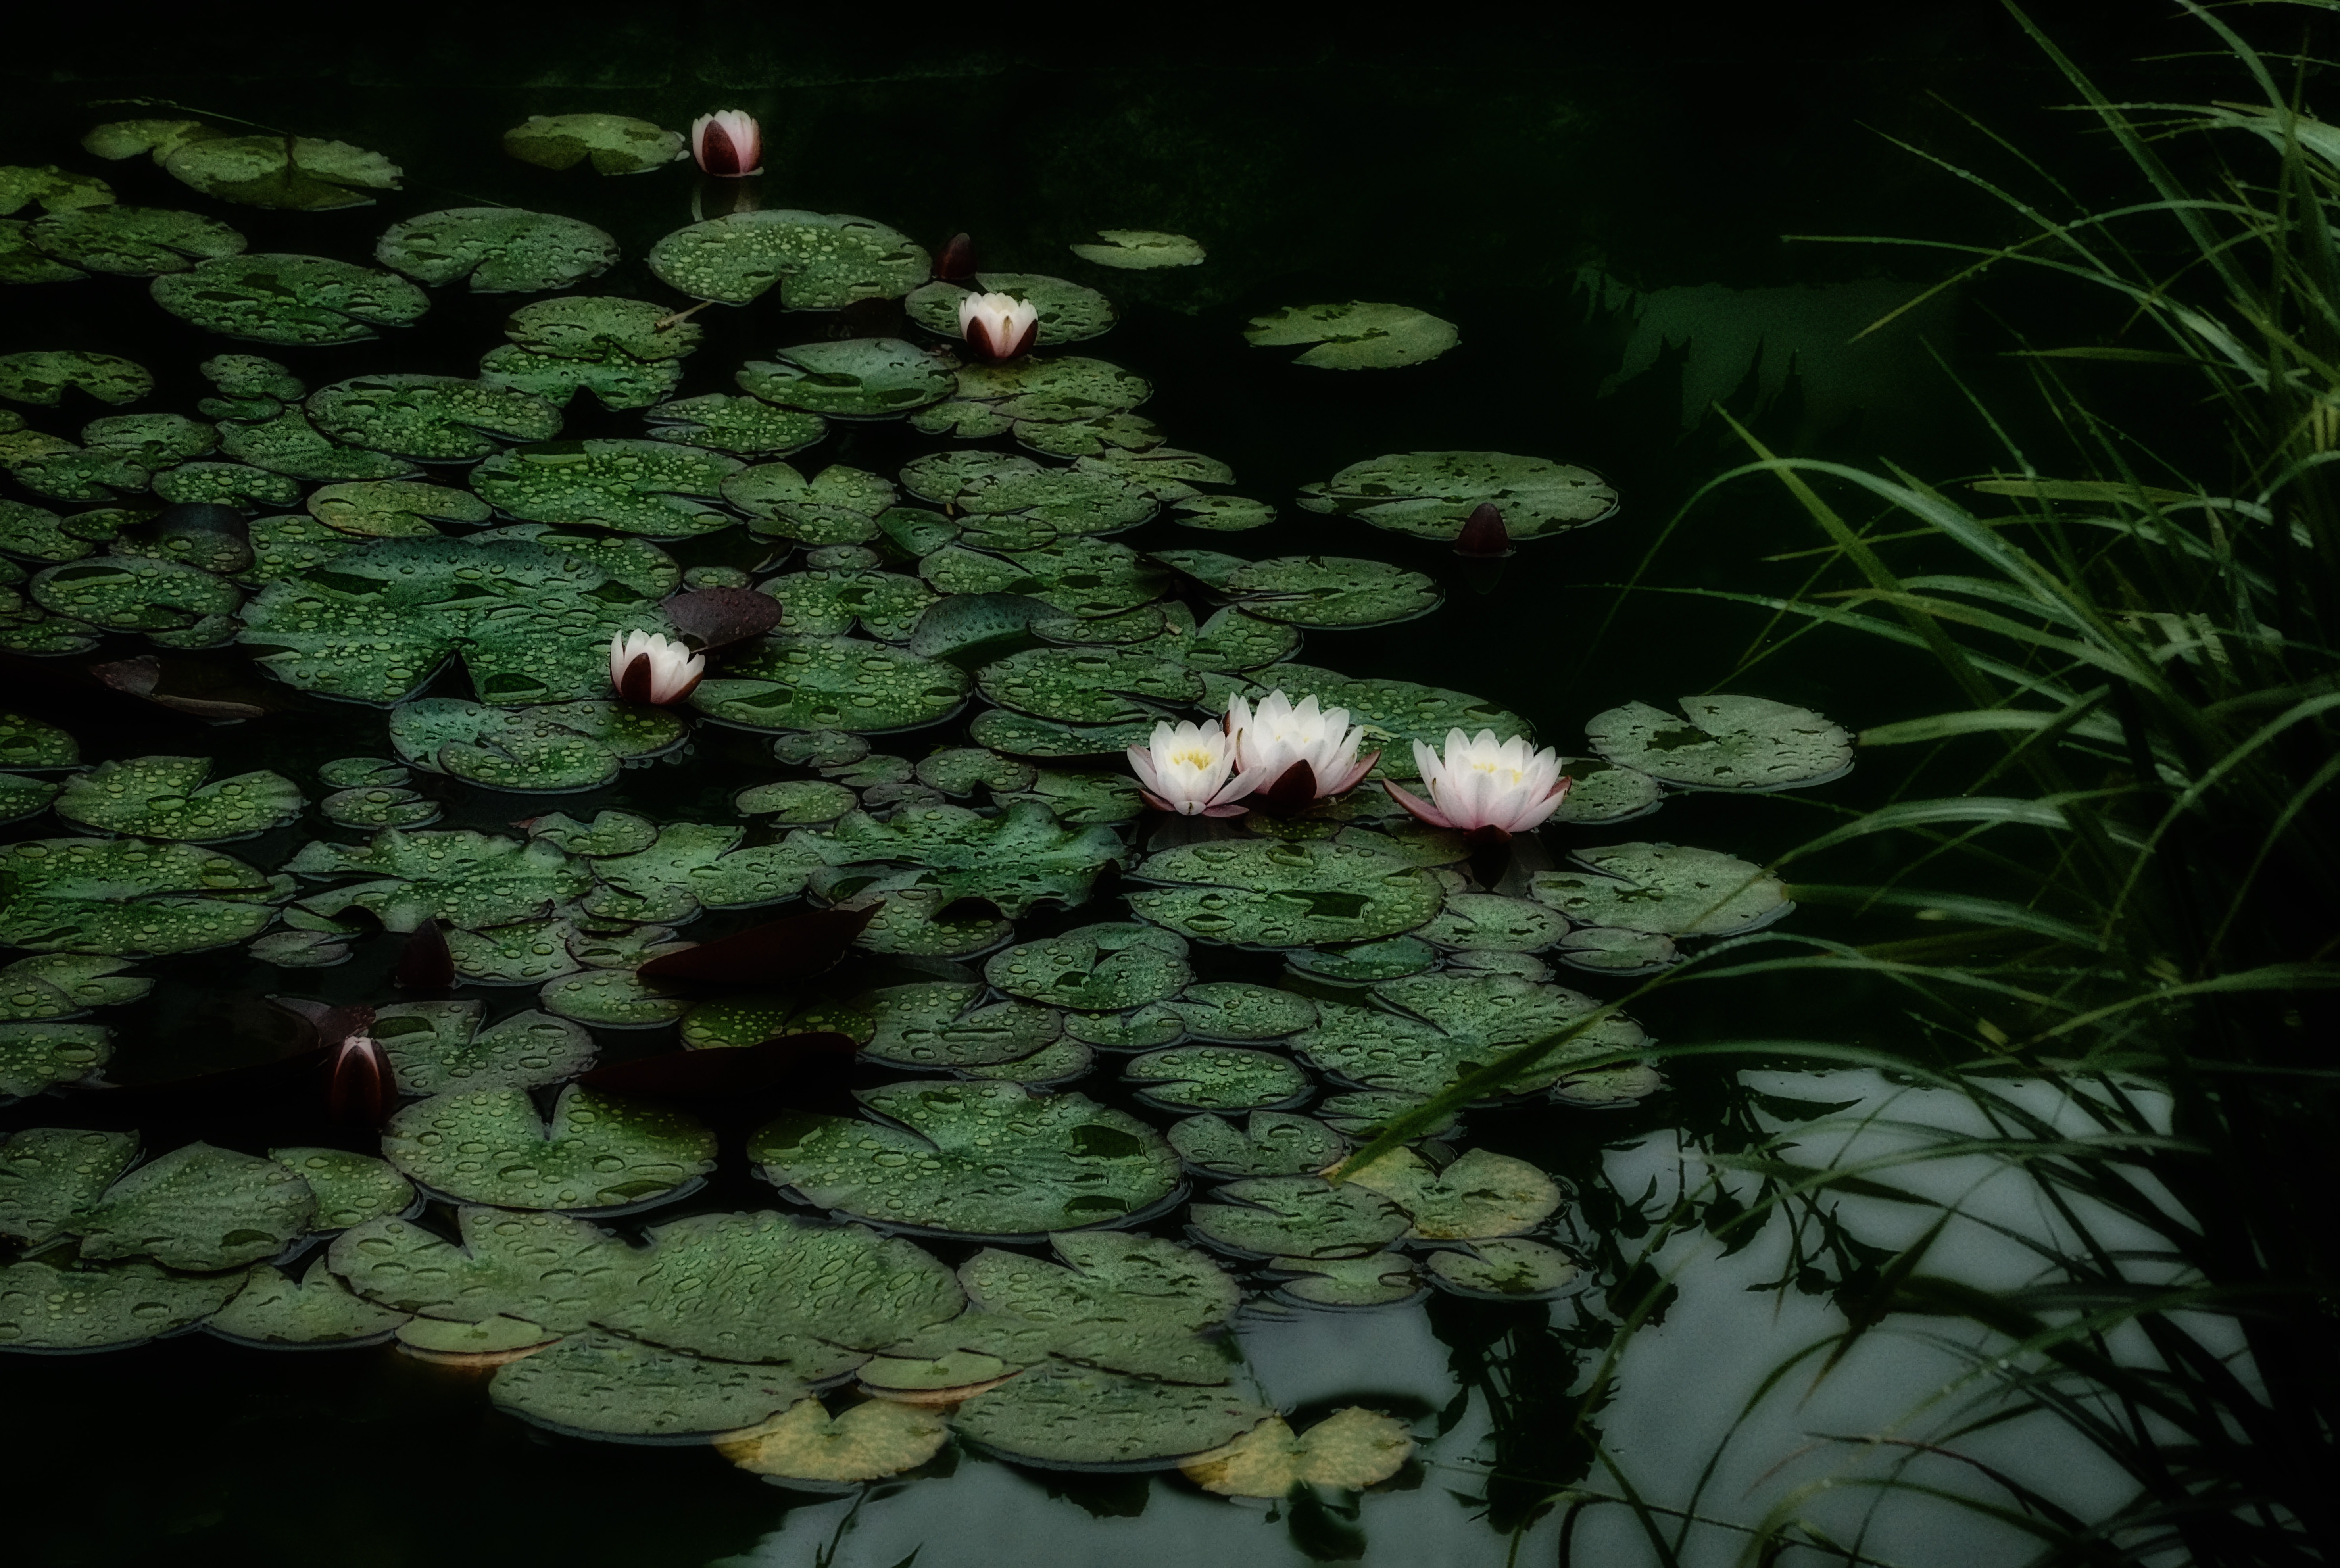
[{"left": 0, "top": 112, "right": 1853, "bottom": 1498}]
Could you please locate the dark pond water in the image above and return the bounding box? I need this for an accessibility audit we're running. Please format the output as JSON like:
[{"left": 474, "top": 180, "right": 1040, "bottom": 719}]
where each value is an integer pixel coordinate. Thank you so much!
[{"left": 0, "top": 10, "right": 2211, "bottom": 1566}]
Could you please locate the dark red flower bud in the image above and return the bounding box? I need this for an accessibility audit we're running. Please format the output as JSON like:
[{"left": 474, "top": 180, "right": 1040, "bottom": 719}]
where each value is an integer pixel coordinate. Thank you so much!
[
  {"left": 1455, "top": 502, "right": 1511, "bottom": 558},
  {"left": 936, "top": 232, "right": 977, "bottom": 281}
]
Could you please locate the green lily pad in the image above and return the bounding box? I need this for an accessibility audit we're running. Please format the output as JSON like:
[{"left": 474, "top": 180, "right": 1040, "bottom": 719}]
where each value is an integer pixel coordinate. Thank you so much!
[
  {"left": 1343, "top": 1147, "right": 1562, "bottom": 1239},
  {"left": 0, "top": 350, "right": 151, "bottom": 407},
  {"left": 725, "top": 462, "right": 896, "bottom": 545},
  {"left": 54, "top": 755, "right": 302, "bottom": 842},
  {"left": 375, "top": 1003, "right": 596, "bottom": 1095},
  {"left": 1585, "top": 695, "right": 1853, "bottom": 792},
  {"left": 286, "top": 827, "right": 590, "bottom": 932},
  {"left": 502, "top": 296, "right": 700, "bottom": 361},
  {"left": 690, "top": 636, "right": 970, "bottom": 734},
  {"left": 720, "top": 1397, "right": 949, "bottom": 1482},
  {"left": 1552, "top": 1062, "right": 1667, "bottom": 1105},
  {"left": 151, "top": 255, "right": 430, "bottom": 346},
  {"left": 385, "top": 1086, "right": 715, "bottom": 1213},
  {"left": 1062, "top": 1003, "right": 1183, "bottom": 1051},
  {"left": 389, "top": 698, "right": 685, "bottom": 793},
  {"left": 997, "top": 768, "right": 1144, "bottom": 824},
  {"left": 0, "top": 165, "right": 113, "bottom": 215},
  {"left": 0, "top": 1258, "right": 244, "bottom": 1351},
  {"left": 479, "top": 524, "right": 682, "bottom": 597},
  {"left": 0, "top": 773, "right": 57, "bottom": 824},
  {"left": 85, "top": 413, "right": 218, "bottom": 471},
  {"left": 857, "top": 982, "right": 1062, "bottom": 1069},
  {"left": 470, "top": 439, "right": 739, "bottom": 537},
  {"left": 738, "top": 338, "right": 953, "bottom": 418},
  {"left": 795, "top": 801, "right": 1123, "bottom": 917},
  {"left": 951, "top": 1363, "right": 1270, "bottom": 1469},
  {"left": 984, "top": 924, "right": 1191, "bottom": 1010},
  {"left": 207, "top": 1257, "right": 409, "bottom": 1347},
  {"left": 1529, "top": 842, "right": 1791, "bottom": 937},
  {"left": 1269, "top": 1254, "right": 1423, "bottom": 1309},
  {"left": 601, "top": 1209, "right": 964, "bottom": 1369},
  {"left": 1170, "top": 982, "right": 1318, "bottom": 1042},
  {"left": 1293, "top": 973, "right": 1645, "bottom": 1098},
  {"left": 1182, "top": 1407, "right": 1414, "bottom": 1494},
  {"left": 68, "top": 1141, "right": 315, "bottom": 1271},
  {"left": 0, "top": 1128, "right": 138, "bottom": 1242},
  {"left": 150, "top": 460, "right": 301, "bottom": 509},
  {"left": 678, "top": 992, "right": 872, "bottom": 1052},
  {"left": 240, "top": 537, "right": 662, "bottom": 707},
  {"left": 921, "top": 537, "right": 1166, "bottom": 620},
  {"left": 1220, "top": 556, "right": 1440, "bottom": 628},
  {"left": 159, "top": 134, "right": 401, "bottom": 211},
  {"left": 1424, "top": 1237, "right": 1581, "bottom": 1299},
  {"left": 977, "top": 645, "right": 1200, "bottom": 724},
  {"left": 1552, "top": 926, "right": 1680, "bottom": 976},
  {"left": 1550, "top": 755, "right": 1666, "bottom": 824},
  {"left": 1297, "top": 451, "right": 1620, "bottom": 542},
  {"left": 576, "top": 821, "right": 823, "bottom": 923},
  {"left": 1129, "top": 840, "right": 1447, "bottom": 950},
  {"left": 1246, "top": 301, "right": 1458, "bottom": 370},
  {"left": 0, "top": 838, "right": 278, "bottom": 957},
  {"left": 0, "top": 954, "right": 149, "bottom": 1022},
  {"left": 492, "top": 1330, "right": 807, "bottom": 1443},
  {"left": 0, "top": 223, "right": 91, "bottom": 282},
  {"left": 1172, "top": 495, "right": 1277, "bottom": 532},
  {"left": 215, "top": 407, "right": 419, "bottom": 482},
  {"left": 815, "top": 867, "right": 1010, "bottom": 959},
  {"left": 307, "top": 479, "right": 487, "bottom": 535},
  {"left": 1070, "top": 230, "right": 1205, "bottom": 269},
  {"left": 0, "top": 710, "right": 78, "bottom": 769},
  {"left": 24, "top": 205, "right": 244, "bottom": 277},
  {"left": 1416, "top": 892, "right": 1569, "bottom": 953},
  {"left": 503, "top": 114, "right": 684, "bottom": 175},
  {"left": 644, "top": 394, "right": 824, "bottom": 457},
  {"left": 1127, "top": 1046, "right": 1310, "bottom": 1113},
  {"left": 376, "top": 208, "right": 618, "bottom": 294},
  {"left": 766, "top": 555, "right": 938, "bottom": 640},
  {"left": 734, "top": 779, "right": 857, "bottom": 823},
  {"left": 479, "top": 343, "right": 688, "bottom": 412},
  {"left": 319, "top": 784, "right": 438, "bottom": 829},
  {"left": 904, "top": 274, "right": 1115, "bottom": 346},
  {"left": 267, "top": 1147, "right": 415, "bottom": 1230},
  {"left": 913, "top": 747, "right": 1037, "bottom": 797},
  {"left": 306, "top": 375, "right": 562, "bottom": 463},
  {"left": 1187, "top": 1175, "right": 1408, "bottom": 1260},
  {"left": 752, "top": 1080, "right": 1180, "bottom": 1238},
  {"left": 907, "top": 355, "right": 1149, "bottom": 442},
  {"left": 1168, "top": 1112, "right": 1347, "bottom": 1179},
  {"left": 649, "top": 210, "right": 930, "bottom": 308},
  {"left": 330, "top": 1206, "right": 642, "bottom": 1330},
  {"left": 900, "top": 450, "right": 1157, "bottom": 536}
]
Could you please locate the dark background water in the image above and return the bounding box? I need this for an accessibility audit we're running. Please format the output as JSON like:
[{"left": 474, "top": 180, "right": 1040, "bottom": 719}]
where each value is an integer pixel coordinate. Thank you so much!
[{"left": 0, "top": 4, "right": 2237, "bottom": 1562}]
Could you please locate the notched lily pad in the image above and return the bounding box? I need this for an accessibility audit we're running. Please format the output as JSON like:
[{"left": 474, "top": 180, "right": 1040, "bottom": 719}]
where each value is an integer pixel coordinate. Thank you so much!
[
  {"left": 0, "top": 838, "right": 278, "bottom": 957},
  {"left": 1129, "top": 840, "right": 1446, "bottom": 950},
  {"left": 159, "top": 133, "right": 401, "bottom": 211},
  {"left": 0, "top": 1258, "right": 244, "bottom": 1351},
  {"left": 738, "top": 338, "right": 953, "bottom": 419},
  {"left": 1585, "top": 695, "right": 1853, "bottom": 792},
  {"left": 54, "top": 755, "right": 302, "bottom": 842},
  {"left": 1182, "top": 1407, "right": 1414, "bottom": 1495},
  {"left": 1530, "top": 842, "right": 1791, "bottom": 937},
  {"left": 384, "top": 1085, "right": 716, "bottom": 1213},
  {"left": 0, "top": 350, "right": 152, "bottom": 407},
  {"left": 376, "top": 208, "right": 619, "bottom": 294},
  {"left": 151, "top": 255, "right": 429, "bottom": 346},
  {"left": 1167, "top": 1112, "right": 1346, "bottom": 1179},
  {"left": 493, "top": 1330, "right": 806, "bottom": 1442},
  {"left": 68, "top": 1141, "right": 315, "bottom": 1271},
  {"left": 503, "top": 115, "right": 685, "bottom": 176},
  {"left": 650, "top": 210, "right": 930, "bottom": 309},
  {"left": 951, "top": 1362, "right": 1270, "bottom": 1470},
  {"left": 720, "top": 1397, "right": 950, "bottom": 1482},
  {"left": 1247, "top": 302, "right": 1458, "bottom": 370},
  {"left": 1298, "top": 451, "right": 1620, "bottom": 542},
  {"left": 1070, "top": 230, "right": 1205, "bottom": 269},
  {"left": 691, "top": 636, "right": 970, "bottom": 735},
  {"left": 389, "top": 698, "right": 684, "bottom": 793}
]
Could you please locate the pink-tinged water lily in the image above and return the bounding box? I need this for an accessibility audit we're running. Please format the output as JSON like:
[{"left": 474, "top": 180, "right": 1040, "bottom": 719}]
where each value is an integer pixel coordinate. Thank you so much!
[
  {"left": 1226, "top": 689, "right": 1379, "bottom": 812},
  {"left": 609, "top": 630, "right": 705, "bottom": 705},
  {"left": 1383, "top": 728, "right": 1570, "bottom": 842},
  {"left": 959, "top": 291, "right": 1039, "bottom": 363},
  {"left": 691, "top": 110, "right": 764, "bottom": 177},
  {"left": 1128, "top": 718, "right": 1260, "bottom": 817}
]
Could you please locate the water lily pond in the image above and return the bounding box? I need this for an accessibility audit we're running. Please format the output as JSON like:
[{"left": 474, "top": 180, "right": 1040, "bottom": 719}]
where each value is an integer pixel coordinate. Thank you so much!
[{"left": 0, "top": 16, "right": 2176, "bottom": 1568}]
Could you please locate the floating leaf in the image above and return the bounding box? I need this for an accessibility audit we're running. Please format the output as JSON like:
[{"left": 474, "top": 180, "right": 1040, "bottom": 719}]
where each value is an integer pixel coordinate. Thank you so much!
[
  {"left": 857, "top": 982, "right": 1061, "bottom": 1070},
  {"left": 503, "top": 114, "right": 684, "bottom": 176},
  {"left": 907, "top": 356, "right": 1149, "bottom": 444},
  {"left": 375, "top": 208, "right": 618, "bottom": 294},
  {"left": 1416, "top": 892, "right": 1568, "bottom": 953},
  {"left": 738, "top": 338, "right": 953, "bottom": 418},
  {"left": 502, "top": 296, "right": 700, "bottom": 362},
  {"left": 921, "top": 536, "right": 1166, "bottom": 621},
  {"left": 649, "top": 210, "right": 930, "bottom": 308},
  {"left": 1585, "top": 695, "right": 1852, "bottom": 792},
  {"left": 0, "top": 1258, "right": 244, "bottom": 1351},
  {"left": 1070, "top": 230, "right": 1205, "bottom": 269},
  {"left": 68, "top": 1141, "right": 315, "bottom": 1271},
  {"left": 1271, "top": 1253, "right": 1422, "bottom": 1308},
  {"left": 0, "top": 1127, "right": 138, "bottom": 1242},
  {"left": 1127, "top": 1046, "right": 1310, "bottom": 1113},
  {"left": 984, "top": 924, "right": 1191, "bottom": 1010},
  {"left": 0, "top": 350, "right": 152, "bottom": 407},
  {"left": 952, "top": 1362, "right": 1269, "bottom": 1468},
  {"left": 719, "top": 1397, "right": 949, "bottom": 1482},
  {"left": 1220, "top": 555, "right": 1441, "bottom": 628},
  {"left": 331, "top": 1206, "right": 642, "bottom": 1331},
  {"left": 240, "top": 537, "right": 661, "bottom": 707},
  {"left": 1425, "top": 1237, "right": 1581, "bottom": 1299},
  {"left": 1298, "top": 451, "right": 1620, "bottom": 542},
  {"left": 1247, "top": 302, "right": 1458, "bottom": 370},
  {"left": 690, "top": 636, "right": 970, "bottom": 735},
  {"left": 576, "top": 821, "right": 823, "bottom": 923},
  {"left": 306, "top": 375, "right": 561, "bottom": 463},
  {"left": 390, "top": 698, "right": 684, "bottom": 793},
  {"left": 151, "top": 255, "right": 429, "bottom": 346},
  {"left": 160, "top": 134, "right": 401, "bottom": 211},
  {"left": 0, "top": 953, "right": 149, "bottom": 1022},
  {"left": 1294, "top": 974, "right": 1644, "bottom": 1098},
  {"left": 1343, "top": 1147, "right": 1562, "bottom": 1239},
  {"left": 0, "top": 838, "right": 277, "bottom": 956},
  {"left": 753, "top": 1080, "right": 1180, "bottom": 1238},
  {"left": 54, "top": 755, "right": 302, "bottom": 841},
  {"left": 977, "top": 644, "right": 1200, "bottom": 724},
  {"left": 735, "top": 779, "right": 857, "bottom": 824},
  {"left": 268, "top": 1146, "right": 414, "bottom": 1230},
  {"left": 905, "top": 274, "right": 1115, "bottom": 346},
  {"left": 0, "top": 165, "right": 113, "bottom": 215},
  {"left": 287, "top": 827, "right": 590, "bottom": 932},
  {"left": 384, "top": 1085, "right": 715, "bottom": 1212},
  {"left": 1188, "top": 1175, "right": 1408, "bottom": 1259},
  {"left": 471, "top": 439, "right": 739, "bottom": 537},
  {"left": 492, "top": 1330, "right": 806, "bottom": 1442},
  {"left": 725, "top": 462, "right": 896, "bottom": 546},
  {"left": 1172, "top": 982, "right": 1318, "bottom": 1042},
  {"left": 1552, "top": 925, "right": 1679, "bottom": 975},
  {"left": 1550, "top": 755, "right": 1665, "bottom": 824},
  {"left": 375, "top": 1003, "right": 596, "bottom": 1095},
  {"left": 765, "top": 551, "right": 937, "bottom": 640},
  {"left": 207, "top": 1256, "right": 409, "bottom": 1347},
  {"left": 1168, "top": 1112, "right": 1346, "bottom": 1180},
  {"left": 1129, "top": 839, "right": 1446, "bottom": 949},
  {"left": 1183, "top": 1407, "right": 1412, "bottom": 1496},
  {"left": 30, "top": 556, "right": 239, "bottom": 640},
  {"left": 997, "top": 768, "right": 1144, "bottom": 824},
  {"left": 644, "top": 394, "right": 824, "bottom": 457},
  {"left": 901, "top": 450, "right": 1157, "bottom": 536},
  {"left": 797, "top": 802, "right": 1124, "bottom": 917},
  {"left": 24, "top": 205, "right": 244, "bottom": 277},
  {"left": 1530, "top": 842, "right": 1791, "bottom": 936}
]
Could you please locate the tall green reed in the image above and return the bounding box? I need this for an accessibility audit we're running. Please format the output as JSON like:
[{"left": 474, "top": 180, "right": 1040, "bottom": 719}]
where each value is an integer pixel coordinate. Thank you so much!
[{"left": 1341, "top": 3, "right": 2340, "bottom": 1560}]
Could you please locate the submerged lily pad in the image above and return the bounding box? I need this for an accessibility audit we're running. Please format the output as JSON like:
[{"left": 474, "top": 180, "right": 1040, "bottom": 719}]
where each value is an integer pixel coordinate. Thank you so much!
[
  {"left": 240, "top": 537, "right": 662, "bottom": 707},
  {"left": 1585, "top": 695, "right": 1852, "bottom": 792},
  {"left": 503, "top": 114, "right": 684, "bottom": 176},
  {"left": 0, "top": 1258, "right": 244, "bottom": 1351},
  {"left": 738, "top": 338, "right": 952, "bottom": 418},
  {"left": 54, "top": 755, "right": 302, "bottom": 842},
  {"left": 752, "top": 1080, "right": 1180, "bottom": 1238},
  {"left": 650, "top": 210, "right": 930, "bottom": 308},
  {"left": 69, "top": 1141, "right": 315, "bottom": 1272},
  {"left": 376, "top": 208, "right": 618, "bottom": 294},
  {"left": 951, "top": 1363, "right": 1270, "bottom": 1469},
  {"left": 1530, "top": 842, "right": 1791, "bottom": 936},
  {"left": 384, "top": 1086, "right": 715, "bottom": 1213},
  {"left": 1070, "top": 230, "right": 1205, "bottom": 269},
  {"left": 1298, "top": 451, "right": 1620, "bottom": 542},
  {"left": 151, "top": 255, "right": 430, "bottom": 346},
  {"left": 1246, "top": 302, "right": 1458, "bottom": 370},
  {"left": 0, "top": 838, "right": 277, "bottom": 956},
  {"left": 905, "top": 274, "right": 1116, "bottom": 346},
  {"left": 1129, "top": 840, "right": 1446, "bottom": 949},
  {"left": 691, "top": 636, "right": 970, "bottom": 734}
]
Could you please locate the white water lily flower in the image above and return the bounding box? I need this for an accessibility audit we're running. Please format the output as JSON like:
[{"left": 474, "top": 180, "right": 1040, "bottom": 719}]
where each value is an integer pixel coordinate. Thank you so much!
[
  {"left": 1383, "top": 728, "right": 1570, "bottom": 838},
  {"left": 1127, "top": 718, "right": 1260, "bottom": 817},
  {"left": 609, "top": 630, "right": 706, "bottom": 705},
  {"left": 958, "top": 290, "right": 1039, "bottom": 363},
  {"left": 691, "top": 110, "right": 763, "bottom": 177},
  {"left": 1226, "top": 689, "right": 1378, "bottom": 802}
]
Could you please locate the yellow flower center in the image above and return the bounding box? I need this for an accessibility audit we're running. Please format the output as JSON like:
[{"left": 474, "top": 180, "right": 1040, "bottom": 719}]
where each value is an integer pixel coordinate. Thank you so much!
[{"left": 1171, "top": 747, "right": 1218, "bottom": 771}]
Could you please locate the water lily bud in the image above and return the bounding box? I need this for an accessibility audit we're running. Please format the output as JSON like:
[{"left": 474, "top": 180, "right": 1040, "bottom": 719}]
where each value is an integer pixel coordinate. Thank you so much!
[
  {"left": 690, "top": 110, "right": 763, "bottom": 178},
  {"left": 936, "top": 232, "right": 977, "bottom": 281},
  {"left": 958, "top": 291, "right": 1039, "bottom": 363},
  {"left": 1455, "top": 502, "right": 1511, "bottom": 557},
  {"left": 609, "top": 630, "right": 706, "bottom": 705},
  {"left": 326, "top": 1034, "right": 393, "bottom": 1126}
]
